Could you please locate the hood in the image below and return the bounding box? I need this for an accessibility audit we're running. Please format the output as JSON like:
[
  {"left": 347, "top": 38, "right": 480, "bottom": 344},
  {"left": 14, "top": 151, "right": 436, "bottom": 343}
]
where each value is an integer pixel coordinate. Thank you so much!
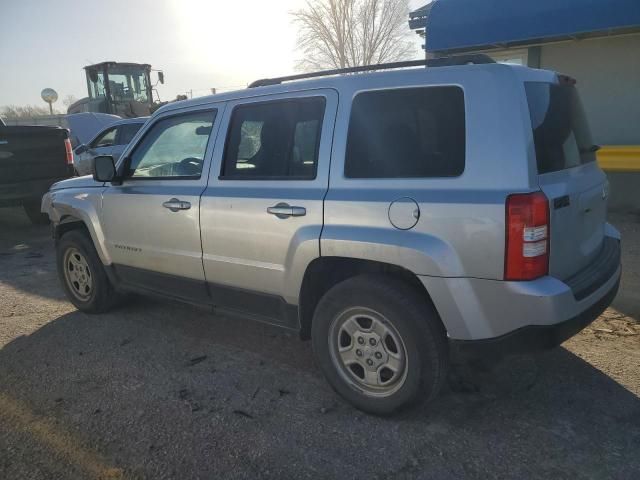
[
  {"left": 66, "top": 112, "right": 121, "bottom": 147},
  {"left": 50, "top": 175, "right": 105, "bottom": 191}
]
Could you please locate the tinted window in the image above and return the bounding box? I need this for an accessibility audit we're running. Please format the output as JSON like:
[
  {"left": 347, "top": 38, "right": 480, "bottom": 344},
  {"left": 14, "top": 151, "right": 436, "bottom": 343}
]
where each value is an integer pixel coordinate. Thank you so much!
[
  {"left": 91, "top": 127, "right": 117, "bottom": 148},
  {"left": 118, "top": 123, "right": 143, "bottom": 145},
  {"left": 221, "top": 98, "right": 325, "bottom": 179},
  {"left": 128, "top": 110, "right": 216, "bottom": 179},
  {"left": 526, "top": 82, "right": 596, "bottom": 174},
  {"left": 345, "top": 87, "right": 465, "bottom": 178}
]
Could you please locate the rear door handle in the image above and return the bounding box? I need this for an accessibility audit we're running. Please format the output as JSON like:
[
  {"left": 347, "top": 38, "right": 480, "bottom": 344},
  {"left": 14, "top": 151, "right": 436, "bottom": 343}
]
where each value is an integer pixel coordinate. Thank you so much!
[
  {"left": 162, "top": 198, "right": 191, "bottom": 212},
  {"left": 0, "top": 140, "right": 8, "bottom": 145},
  {"left": 267, "top": 203, "right": 306, "bottom": 218}
]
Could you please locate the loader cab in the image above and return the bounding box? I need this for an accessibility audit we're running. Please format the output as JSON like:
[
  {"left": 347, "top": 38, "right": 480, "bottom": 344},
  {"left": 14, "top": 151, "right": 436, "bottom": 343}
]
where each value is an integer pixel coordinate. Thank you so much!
[{"left": 69, "top": 62, "right": 162, "bottom": 118}]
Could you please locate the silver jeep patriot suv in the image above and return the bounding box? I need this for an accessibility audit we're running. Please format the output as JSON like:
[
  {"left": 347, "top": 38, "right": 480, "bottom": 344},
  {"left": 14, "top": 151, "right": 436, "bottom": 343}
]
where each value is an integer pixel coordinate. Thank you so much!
[{"left": 43, "top": 57, "right": 621, "bottom": 414}]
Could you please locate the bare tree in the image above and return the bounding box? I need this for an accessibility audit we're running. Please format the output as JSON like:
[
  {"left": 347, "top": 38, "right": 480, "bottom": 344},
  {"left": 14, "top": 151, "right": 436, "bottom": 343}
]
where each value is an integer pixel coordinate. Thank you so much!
[
  {"left": 0, "top": 104, "right": 60, "bottom": 118},
  {"left": 292, "top": 0, "right": 416, "bottom": 71},
  {"left": 62, "top": 94, "right": 78, "bottom": 107}
]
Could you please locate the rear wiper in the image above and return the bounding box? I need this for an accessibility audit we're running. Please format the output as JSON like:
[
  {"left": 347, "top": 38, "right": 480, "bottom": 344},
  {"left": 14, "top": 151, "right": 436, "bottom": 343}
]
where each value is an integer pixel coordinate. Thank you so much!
[{"left": 580, "top": 144, "right": 600, "bottom": 153}]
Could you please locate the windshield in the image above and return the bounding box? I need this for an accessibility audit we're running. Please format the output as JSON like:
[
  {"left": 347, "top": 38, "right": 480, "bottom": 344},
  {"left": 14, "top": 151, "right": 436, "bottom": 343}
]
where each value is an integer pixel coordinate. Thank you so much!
[
  {"left": 526, "top": 82, "right": 596, "bottom": 174},
  {"left": 106, "top": 66, "right": 150, "bottom": 103},
  {"left": 87, "top": 68, "right": 106, "bottom": 99}
]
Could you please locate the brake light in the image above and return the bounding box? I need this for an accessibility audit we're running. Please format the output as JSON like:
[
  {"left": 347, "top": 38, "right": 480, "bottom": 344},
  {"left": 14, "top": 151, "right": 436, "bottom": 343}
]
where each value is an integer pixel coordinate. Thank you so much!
[
  {"left": 64, "top": 138, "right": 74, "bottom": 166},
  {"left": 505, "top": 192, "right": 549, "bottom": 281}
]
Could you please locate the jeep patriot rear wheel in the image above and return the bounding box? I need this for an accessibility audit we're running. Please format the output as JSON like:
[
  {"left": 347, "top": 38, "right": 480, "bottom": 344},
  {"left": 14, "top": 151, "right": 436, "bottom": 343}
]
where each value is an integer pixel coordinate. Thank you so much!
[{"left": 311, "top": 274, "right": 448, "bottom": 415}]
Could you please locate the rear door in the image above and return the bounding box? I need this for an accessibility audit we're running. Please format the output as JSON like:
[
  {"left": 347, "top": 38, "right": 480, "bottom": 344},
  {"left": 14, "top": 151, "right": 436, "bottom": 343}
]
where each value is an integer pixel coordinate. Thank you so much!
[
  {"left": 526, "top": 80, "right": 608, "bottom": 280},
  {"left": 200, "top": 90, "right": 337, "bottom": 321}
]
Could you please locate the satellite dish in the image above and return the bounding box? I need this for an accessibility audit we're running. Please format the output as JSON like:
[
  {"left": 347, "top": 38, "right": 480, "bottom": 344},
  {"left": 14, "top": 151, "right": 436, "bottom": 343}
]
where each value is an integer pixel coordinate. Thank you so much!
[{"left": 41, "top": 88, "right": 58, "bottom": 115}]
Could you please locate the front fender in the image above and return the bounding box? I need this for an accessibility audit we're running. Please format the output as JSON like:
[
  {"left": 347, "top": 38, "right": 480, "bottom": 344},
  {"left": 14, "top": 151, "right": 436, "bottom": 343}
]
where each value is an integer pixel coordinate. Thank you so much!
[
  {"left": 43, "top": 188, "right": 111, "bottom": 265},
  {"left": 320, "top": 225, "right": 465, "bottom": 277}
]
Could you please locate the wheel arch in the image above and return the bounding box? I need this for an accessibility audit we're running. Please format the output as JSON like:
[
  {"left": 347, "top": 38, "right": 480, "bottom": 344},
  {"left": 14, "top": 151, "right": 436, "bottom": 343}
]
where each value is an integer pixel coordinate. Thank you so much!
[
  {"left": 298, "top": 256, "right": 443, "bottom": 340},
  {"left": 54, "top": 212, "right": 111, "bottom": 265},
  {"left": 55, "top": 216, "right": 90, "bottom": 240}
]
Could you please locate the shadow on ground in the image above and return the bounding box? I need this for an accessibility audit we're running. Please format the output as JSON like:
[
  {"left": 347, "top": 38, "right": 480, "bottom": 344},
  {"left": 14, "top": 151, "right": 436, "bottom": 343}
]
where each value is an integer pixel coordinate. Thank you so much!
[
  {"left": 1, "top": 298, "right": 639, "bottom": 479},
  {"left": 609, "top": 212, "right": 640, "bottom": 321},
  {"left": 0, "top": 207, "right": 61, "bottom": 301},
  {"left": 1, "top": 208, "right": 639, "bottom": 479}
]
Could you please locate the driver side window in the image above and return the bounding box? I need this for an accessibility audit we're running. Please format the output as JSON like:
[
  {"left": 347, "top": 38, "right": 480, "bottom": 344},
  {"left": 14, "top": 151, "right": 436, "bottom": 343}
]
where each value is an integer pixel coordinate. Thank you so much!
[
  {"left": 91, "top": 127, "right": 117, "bottom": 148},
  {"left": 128, "top": 110, "right": 216, "bottom": 179}
]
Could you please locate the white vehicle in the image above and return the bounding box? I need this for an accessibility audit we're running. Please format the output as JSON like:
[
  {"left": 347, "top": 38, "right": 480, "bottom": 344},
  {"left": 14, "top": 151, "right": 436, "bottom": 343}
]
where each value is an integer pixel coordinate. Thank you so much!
[{"left": 74, "top": 117, "right": 147, "bottom": 176}]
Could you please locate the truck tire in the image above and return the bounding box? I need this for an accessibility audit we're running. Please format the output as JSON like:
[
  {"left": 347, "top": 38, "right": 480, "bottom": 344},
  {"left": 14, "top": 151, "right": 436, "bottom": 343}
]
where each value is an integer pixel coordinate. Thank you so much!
[
  {"left": 311, "top": 274, "right": 448, "bottom": 415},
  {"left": 56, "top": 230, "right": 120, "bottom": 313},
  {"left": 23, "top": 201, "right": 50, "bottom": 225}
]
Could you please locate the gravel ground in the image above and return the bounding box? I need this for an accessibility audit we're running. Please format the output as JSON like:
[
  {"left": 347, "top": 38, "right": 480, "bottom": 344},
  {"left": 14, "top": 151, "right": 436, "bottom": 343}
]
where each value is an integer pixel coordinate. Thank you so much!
[{"left": 0, "top": 207, "right": 638, "bottom": 480}]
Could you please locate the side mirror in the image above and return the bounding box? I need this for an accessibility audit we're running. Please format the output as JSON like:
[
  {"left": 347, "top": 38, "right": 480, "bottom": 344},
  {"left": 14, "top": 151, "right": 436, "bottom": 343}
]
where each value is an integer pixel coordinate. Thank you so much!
[
  {"left": 158, "top": 71, "right": 165, "bottom": 84},
  {"left": 75, "top": 144, "right": 88, "bottom": 155},
  {"left": 93, "top": 155, "right": 116, "bottom": 182}
]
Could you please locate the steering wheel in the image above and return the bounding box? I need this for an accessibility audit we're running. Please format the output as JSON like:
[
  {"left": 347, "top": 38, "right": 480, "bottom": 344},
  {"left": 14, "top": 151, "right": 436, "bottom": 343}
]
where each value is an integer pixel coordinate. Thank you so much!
[{"left": 178, "top": 157, "right": 203, "bottom": 176}]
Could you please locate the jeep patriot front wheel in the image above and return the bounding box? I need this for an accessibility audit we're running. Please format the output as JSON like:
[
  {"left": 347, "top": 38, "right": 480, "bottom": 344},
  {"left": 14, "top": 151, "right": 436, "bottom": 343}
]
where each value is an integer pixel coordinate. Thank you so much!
[
  {"left": 312, "top": 274, "right": 448, "bottom": 415},
  {"left": 56, "top": 230, "right": 120, "bottom": 313}
]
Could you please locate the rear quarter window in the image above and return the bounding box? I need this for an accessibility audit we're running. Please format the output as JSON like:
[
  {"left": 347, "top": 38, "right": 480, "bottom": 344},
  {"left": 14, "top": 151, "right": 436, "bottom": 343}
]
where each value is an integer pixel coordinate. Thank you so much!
[
  {"left": 344, "top": 86, "right": 465, "bottom": 178},
  {"left": 526, "top": 82, "right": 597, "bottom": 174}
]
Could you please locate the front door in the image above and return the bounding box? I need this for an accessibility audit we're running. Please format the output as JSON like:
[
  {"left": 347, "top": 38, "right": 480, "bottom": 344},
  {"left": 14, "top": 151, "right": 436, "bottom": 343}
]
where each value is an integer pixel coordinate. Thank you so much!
[
  {"left": 77, "top": 126, "right": 117, "bottom": 175},
  {"left": 100, "top": 107, "right": 222, "bottom": 302},
  {"left": 200, "top": 90, "right": 338, "bottom": 323}
]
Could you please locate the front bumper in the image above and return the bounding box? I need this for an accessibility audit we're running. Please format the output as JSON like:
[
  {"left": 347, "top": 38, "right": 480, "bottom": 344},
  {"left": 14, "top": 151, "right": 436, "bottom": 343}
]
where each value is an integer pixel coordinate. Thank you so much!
[{"left": 420, "top": 232, "right": 621, "bottom": 352}]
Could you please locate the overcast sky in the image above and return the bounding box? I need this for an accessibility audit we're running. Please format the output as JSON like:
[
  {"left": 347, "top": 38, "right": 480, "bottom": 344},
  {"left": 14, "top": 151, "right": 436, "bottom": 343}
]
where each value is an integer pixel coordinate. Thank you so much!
[{"left": 0, "top": 0, "right": 425, "bottom": 108}]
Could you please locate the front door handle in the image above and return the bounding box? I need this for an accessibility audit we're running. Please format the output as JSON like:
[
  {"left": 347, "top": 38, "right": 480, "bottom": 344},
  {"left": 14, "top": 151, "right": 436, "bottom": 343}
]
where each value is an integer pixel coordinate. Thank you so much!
[
  {"left": 267, "top": 203, "right": 306, "bottom": 219},
  {"left": 162, "top": 198, "right": 191, "bottom": 212}
]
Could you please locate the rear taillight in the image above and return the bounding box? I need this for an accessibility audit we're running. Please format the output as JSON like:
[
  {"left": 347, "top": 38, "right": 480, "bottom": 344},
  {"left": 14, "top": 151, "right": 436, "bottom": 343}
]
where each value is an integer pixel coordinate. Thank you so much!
[
  {"left": 505, "top": 192, "right": 550, "bottom": 281},
  {"left": 64, "top": 138, "right": 74, "bottom": 165}
]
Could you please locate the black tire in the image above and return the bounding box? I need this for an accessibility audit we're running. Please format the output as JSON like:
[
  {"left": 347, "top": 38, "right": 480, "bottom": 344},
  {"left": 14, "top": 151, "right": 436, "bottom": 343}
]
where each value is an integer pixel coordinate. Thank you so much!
[
  {"left": 56, "top": 229, "right": 120, "bottom": 313},
  {"left": 23, "top": 201, "right": 50, "bottom": 225},
  {"left": 311, "top": 274, "right": 448, "bottom": 415}
]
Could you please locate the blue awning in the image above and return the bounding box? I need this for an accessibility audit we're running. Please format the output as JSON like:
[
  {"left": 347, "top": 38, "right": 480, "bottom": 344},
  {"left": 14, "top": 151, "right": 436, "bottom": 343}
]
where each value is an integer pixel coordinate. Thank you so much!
[{"left": 410, "top": 0, "right": 640, "bottom": 53}]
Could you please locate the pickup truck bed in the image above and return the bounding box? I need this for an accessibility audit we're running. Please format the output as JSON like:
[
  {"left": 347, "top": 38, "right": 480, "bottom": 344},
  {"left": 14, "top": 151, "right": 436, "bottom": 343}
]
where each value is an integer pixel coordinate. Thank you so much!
[{"left": 0, "top": 122, "right": 74, "bottom": 223}]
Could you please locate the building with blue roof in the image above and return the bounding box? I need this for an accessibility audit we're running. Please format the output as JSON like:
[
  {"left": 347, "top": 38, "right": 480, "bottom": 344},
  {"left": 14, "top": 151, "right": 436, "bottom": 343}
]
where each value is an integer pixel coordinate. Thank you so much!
[{"left": 409, "top": 0, "right": 640, "bottom": 210}]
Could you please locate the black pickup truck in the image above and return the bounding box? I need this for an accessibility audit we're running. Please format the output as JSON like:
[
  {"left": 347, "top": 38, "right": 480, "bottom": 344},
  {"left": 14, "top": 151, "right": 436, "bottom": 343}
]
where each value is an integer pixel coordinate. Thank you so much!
[{"left": 0, "top": 117, "right": 74, "bottom": 224}]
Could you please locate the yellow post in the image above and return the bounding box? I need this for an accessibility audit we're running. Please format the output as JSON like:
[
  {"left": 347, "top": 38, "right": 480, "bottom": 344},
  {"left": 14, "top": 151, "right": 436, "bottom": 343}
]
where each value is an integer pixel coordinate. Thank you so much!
[{"left": 597, "top": 146, "right": 640, "bottom": 172}]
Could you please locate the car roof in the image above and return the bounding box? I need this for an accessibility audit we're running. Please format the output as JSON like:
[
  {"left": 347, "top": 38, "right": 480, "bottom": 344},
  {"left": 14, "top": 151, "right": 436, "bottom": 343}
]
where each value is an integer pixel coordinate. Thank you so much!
[
  {"left": 84, "top": 117, "right": 148, "bottom": 144},
  {"left": 154, "top": 63, "right": 557, "bottom": 116},
  {"left": 111, "top": 117, "right": 148, "bottom": 126}
]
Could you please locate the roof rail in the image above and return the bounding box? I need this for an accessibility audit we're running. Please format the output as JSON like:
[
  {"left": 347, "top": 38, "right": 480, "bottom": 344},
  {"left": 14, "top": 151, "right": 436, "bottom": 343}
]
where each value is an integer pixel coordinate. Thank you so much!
[{"left": 248, "top": 54, "right": 495, "bottom": 88}]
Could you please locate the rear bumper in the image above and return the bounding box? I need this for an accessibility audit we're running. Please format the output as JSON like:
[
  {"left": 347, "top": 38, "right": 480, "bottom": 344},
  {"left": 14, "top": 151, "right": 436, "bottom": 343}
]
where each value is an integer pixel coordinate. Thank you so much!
[
  {"left": 420, "top": 229, "right": 621, "bottom": 351},
  {"left": 450, "top": 276, "right": 619, "bottom": 355}
]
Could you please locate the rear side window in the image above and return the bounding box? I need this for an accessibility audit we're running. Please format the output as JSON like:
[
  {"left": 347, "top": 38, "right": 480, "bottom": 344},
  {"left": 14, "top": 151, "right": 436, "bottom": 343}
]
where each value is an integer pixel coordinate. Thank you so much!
[
  {"left": 345, "top": 87, "right": 465, "bottom": 178},
  {"left": 525, "top": 82, "right": 596, "bottom": 174},
  {"left": 221, "top": 97, "right": 325, "bottom": 179}
]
